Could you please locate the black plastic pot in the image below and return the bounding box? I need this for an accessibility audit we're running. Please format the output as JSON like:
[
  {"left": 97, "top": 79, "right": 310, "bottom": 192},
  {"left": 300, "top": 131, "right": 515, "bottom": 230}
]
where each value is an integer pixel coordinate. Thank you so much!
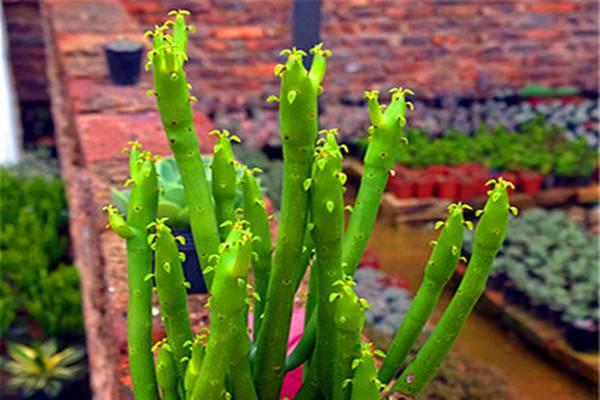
[
  {"left": 487, "top": 272, "right": 507, "bottom": 291},
  {"left": 543, "top": 174, "right": 556, "bottom": 189},
  {"left": 25, "top": 375, "right": 91, "bottom": 400},
  {"left": 554, "top": 175, "right": 592, "bottom": 187},
  {"left": 547, "top": 306, "right": 564, "bottom": 328},
  {"left": 503, "top": 282, "right": 524, "bottom": 306},
  {"left": 152, "top": 230, "right": 207, "bottom": 294},
  {"left": 531, "top": 302, "right": 549, "bottom": 320},
  {"left": 565, "top": 320, "right": 599, "bottom": 353},
  {"left": 518, "top": 292, "right": 531, "bottom": 310},
  {"left": 104, "top": 40, "right": 143, "bottom": 85}
]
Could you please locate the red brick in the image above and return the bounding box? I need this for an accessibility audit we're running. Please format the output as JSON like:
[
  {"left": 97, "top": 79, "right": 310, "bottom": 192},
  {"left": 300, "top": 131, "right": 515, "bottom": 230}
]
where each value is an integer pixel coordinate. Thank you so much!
[
  {"left": 56, "top": 32, "right": 143, "bottom": 55},
  {"left": 48, "top": 0, "right": 135, "bottom": 34},
  {"left": 461, "top": 69, "right": 480, "bottom": 82},
  {"left": 432, "top": 34, "right": 461, "bottom": 47},
  {"left": 527, "top": 29, "right": 567, "bottom": 41},
  {"left": 530, "top": 3, "right": 576, "bottom": 14},
  {"left": 202, "top": 39, "right": 229, "bottom": 52},
  {"left": 245, "top": 38, "right": 286, "bottom": 51},
  {"left": 212, "top": 26, "right": 266, "bottom": 40},
  {"left": 67, "top": 79, "right": 155, "bottom": 114},
  {"left": 122, "top": 1, "right": 161, "bottom": 16},
  {"left": 76, "top": 112, "right": 215, "bottom": 166},
  {"left": 386, "top": 7, "right": 406, "bottom": 18},
  {"left": 442, "top": 5, "right": 479, "bottom": 17},
  {"left": 231, "top": 63, "right": 277, "bottom": 78}
]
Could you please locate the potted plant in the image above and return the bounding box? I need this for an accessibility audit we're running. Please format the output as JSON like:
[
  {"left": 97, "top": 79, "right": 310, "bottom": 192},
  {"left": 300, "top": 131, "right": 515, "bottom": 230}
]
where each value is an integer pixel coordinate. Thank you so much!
[
  {"left": 487, "top": 257, "right": 508, "bottom": 291},
  {"left": 518, "top": 170, "right": 544, "bottom": 196},
  {"left": 112, "top": 156, "right": 245, "bottom": 294},
  {"left": 519, "top": 85, "right": 581, "bottom": 106},
  {"left": 437, "top": 172, "right": 460, "bottom": 200},
  {"left": 1, "top": 340, "right": 86, "bottom": 399},
  {"left": 529, "top": 285, "right": 551, "bottom": 320},
  {"left": 549, "top": 287, "right": 571, "bottom": 329},
  {"left": 415, "top": 170, "right": 437, "bottom": 198},
  {"left": 553, "top": 138, "right": 597, "bottom": 186},
  {"left": 388, "top": 167, "right": 416, "bottom": 199},
  {"left": 563, "top": 302, "right": 598, "bottom": 353},
  {"left": 456, "top": 174, "right": 479, "bottom": 201}
]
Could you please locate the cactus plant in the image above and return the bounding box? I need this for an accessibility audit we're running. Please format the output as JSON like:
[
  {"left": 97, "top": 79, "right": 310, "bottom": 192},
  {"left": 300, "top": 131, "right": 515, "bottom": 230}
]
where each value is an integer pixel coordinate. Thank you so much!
[
  {"left": 104, "top": 11, "right": 515, "bottom": 399},
  {"left": 378, "top": 203, "right": 471, "bottom": 384},
  {"left": 104, "top": 143, "right": 160, "bottom": 400}
]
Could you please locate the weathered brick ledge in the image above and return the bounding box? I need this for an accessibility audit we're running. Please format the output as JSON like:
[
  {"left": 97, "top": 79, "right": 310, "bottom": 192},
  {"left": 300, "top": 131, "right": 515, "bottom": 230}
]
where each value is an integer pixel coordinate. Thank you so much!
[{"left": 41, "top": 1, "right": 214, "bottom": 398}]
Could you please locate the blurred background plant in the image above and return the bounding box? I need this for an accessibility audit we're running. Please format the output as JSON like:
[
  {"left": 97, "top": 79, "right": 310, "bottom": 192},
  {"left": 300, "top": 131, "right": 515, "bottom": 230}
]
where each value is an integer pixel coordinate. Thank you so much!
[
  {"left": 463, "top": 208, "right": 599, "bottom": 353},
  {"left": 394, "top": 117, "right": 596, "bottom": 178},
  {"left": 1, "top": 340, "right": 85, "bottom": 399},
  {"left": 0, "top": 150, "right": 87, "bottom": 399}
]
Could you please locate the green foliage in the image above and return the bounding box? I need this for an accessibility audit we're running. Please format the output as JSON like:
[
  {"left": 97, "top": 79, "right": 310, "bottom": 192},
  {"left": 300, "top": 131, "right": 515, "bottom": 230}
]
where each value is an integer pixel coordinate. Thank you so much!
[
  {"left": 553, "top": 137, "right": 597, "bottom": 177},
  {"left": 399, "top": 118, "right": 597, "bottom": 176},
  {"left": 2, "top": 340, "right": 85, "bottom": 398},
  {"left": 0, "top": 280, "right": 16, "bottom": 336},
  {"left": 234, "top": 145, "right": 283, "bottom": 210},
  {"left": 519, "top": 85, "right": 579, "bottom": 98},
  {"left": 0, "top": 160, "right": 82, "bottom": 338},
  {"left": 114, "top": 156, "right": 212, "bottom": 230},
  {"left": 24, "top": 266, "right": 84, "bottom": 337}
]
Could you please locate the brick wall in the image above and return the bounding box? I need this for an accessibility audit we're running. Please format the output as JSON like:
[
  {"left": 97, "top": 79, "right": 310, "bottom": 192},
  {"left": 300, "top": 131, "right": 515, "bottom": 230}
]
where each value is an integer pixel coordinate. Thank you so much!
[
  {"left": 118, "top": 0, "right": 599, "bottom": 146},
  {"left": 3, "top": 0, "right": 48, "bottom": 102},
  {"left": 321, "top": 0, "right": 599, "bottom": 98},
  {"left": 4, "top": 0, "right": 598, "bottom": 106},
  {"left": 123, "top": 0, "right": 599, "bottom": 101}
]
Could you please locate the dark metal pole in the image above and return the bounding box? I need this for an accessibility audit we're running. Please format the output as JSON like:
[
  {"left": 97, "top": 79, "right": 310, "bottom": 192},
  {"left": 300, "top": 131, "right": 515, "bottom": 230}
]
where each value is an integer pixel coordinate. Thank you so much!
[{"left": 292, "top": 0, "right": 321, "bottom": 68}]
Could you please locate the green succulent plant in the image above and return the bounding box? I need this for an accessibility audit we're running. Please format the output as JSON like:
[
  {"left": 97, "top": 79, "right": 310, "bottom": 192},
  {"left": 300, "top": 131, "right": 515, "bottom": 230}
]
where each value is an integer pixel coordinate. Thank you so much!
[
  {"left": 112, "top": 156, "right": 248, "bottom": 230},
  {"left": 2, "top": 340, "right": 85, "bottom": 398},
  {"left": 102, "top": 11, "right": 516, "bottom": 400}
]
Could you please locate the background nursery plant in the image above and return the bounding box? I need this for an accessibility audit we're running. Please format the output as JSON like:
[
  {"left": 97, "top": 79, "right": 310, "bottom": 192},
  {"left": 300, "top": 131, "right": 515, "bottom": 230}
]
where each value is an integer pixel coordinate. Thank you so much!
[{"left": 103, "top": 11, "right": 515, "bottom": 400}]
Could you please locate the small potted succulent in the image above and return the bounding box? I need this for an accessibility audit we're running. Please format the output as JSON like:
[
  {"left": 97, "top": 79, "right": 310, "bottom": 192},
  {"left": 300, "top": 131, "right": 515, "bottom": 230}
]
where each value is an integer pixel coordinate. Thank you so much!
[
  {"left": 548, "top": 287, "right": 570, "bottom": 328},
  {"left": 415, "top": 170, "right": 437, "bottom": 198},
  {"left": 1, "top": 340, "right": 86, "bottom": 399},
  {"left": 529, "top": 285, "right": 551, "bottom": 320},
  {"left": 563, "top": 303, "right": 598, "bottom": 353},
  {"left": 388, "top": 167, "right": 416, "bottom": 199},
  {"left": 437, "top": 171, "right": 460, "bottom": 200},
  {"left": 456, "top": 174, "right": 478, "bottom": 202},
  {"left": 518, "top": 170, "right": 545, "bottom": 196},
  {"left": 519, "top": 85, "right": 581, "bottom": 106},
  {"left": 487, "top": 257, "right": 508, "bottom": 291},
  {"left": 112, "top": 156, "right": 245, "bottom": 293}
]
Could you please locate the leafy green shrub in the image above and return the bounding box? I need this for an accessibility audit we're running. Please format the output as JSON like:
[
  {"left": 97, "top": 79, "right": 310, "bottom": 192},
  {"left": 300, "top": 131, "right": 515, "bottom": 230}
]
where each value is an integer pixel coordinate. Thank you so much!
[
  {"left": 397, "top": 118, "right": 597, "bottom": 177},
  {"left": 0, "top": 157, "right": 83, "bottom": 338},
  {"left": 0, "top": 280, "right": 16, "bottom": 336},
  {"left": 25, "top": 266, "right": 83, "bottom": 337}
]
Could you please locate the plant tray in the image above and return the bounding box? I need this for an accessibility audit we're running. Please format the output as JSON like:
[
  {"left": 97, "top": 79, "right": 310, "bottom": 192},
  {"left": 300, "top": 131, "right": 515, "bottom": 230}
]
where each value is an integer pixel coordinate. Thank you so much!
[
  {"left": 452, "top": 264, "right": 599, "bottom": 386},
  {"left": 379, "top": 185, "right": 596, "bottom": 223}
]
